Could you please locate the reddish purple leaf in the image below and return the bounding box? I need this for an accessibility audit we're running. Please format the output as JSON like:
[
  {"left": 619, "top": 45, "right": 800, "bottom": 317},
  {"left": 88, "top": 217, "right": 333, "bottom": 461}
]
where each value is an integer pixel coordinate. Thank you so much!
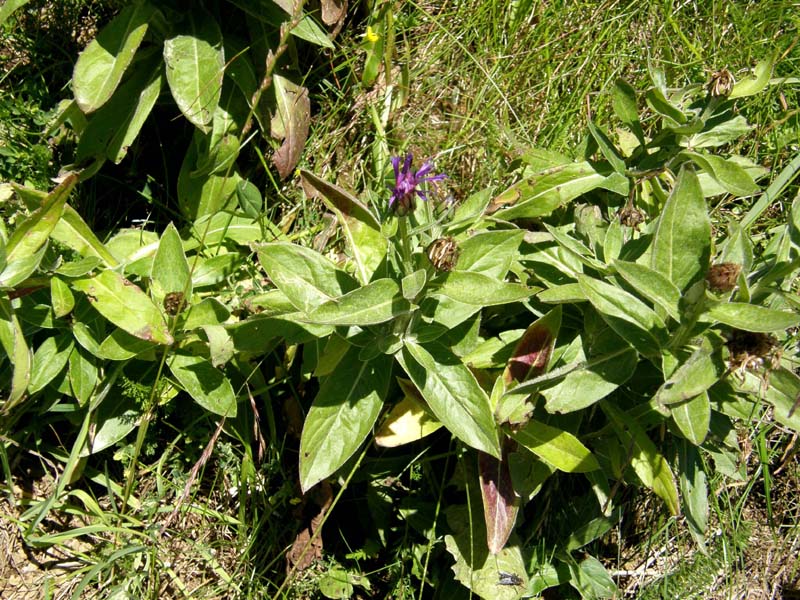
[
  {"left": 503, "top": 306, "right": 561, "bottom": 386},
  {"left": 479, "top": 439, "right": 519, "bottom": 554}
]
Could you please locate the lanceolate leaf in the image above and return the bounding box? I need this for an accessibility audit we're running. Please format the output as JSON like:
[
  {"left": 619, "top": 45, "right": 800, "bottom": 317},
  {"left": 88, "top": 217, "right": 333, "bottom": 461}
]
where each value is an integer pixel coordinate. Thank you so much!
[
  {"left": 163, "top": 11, "right": 224, "bottom": 131},
  {"left": 491, "top": 162, "right": 616, "bottom": 220},
  {"left": 682, "top": 151, "right": 760, "bottom": 197},
  {"left": 272, "top": 74, "right": 310, "bottom": 178},
  {"left": 301, "top": 279, "right": 410, "bottom": 326},
  {"left": 399, "top": 341, "right": 500, "bottom": 457},
  {"left": 541, "top": 346, "right": 638, "bottom": 414},
  {"left": 28, "top": 334, "right": 74, "bottom": 394},
  {"left": 152, "top": 223, "right": 191, "bottom": 297},
  {"left": 72, "top": 270, "right": 173, "bottom": 345},
  {"left": 299, "top": 350, "right": 392, "bottom": 492},
  {"left": 479, "top": 441, "right": 520, "bottom": 555},
  {"left": 653, "top": 345, "right": 725, "bottom": 408},
  {"left": 0, "top": 296, "right": 31, "bottom": 410},
  {"left": 577, "top": 275, "right": 667, "bottom": 358},
  {"left": 457, "top": 230, "right": 525, "bottom": 278},
  {"left": 440, "top": 272, "right": 537, "bottom": 306},
  {"left": 256, "top": 242, "right": 358, "bottom": 313},
  {"left": 78, "top": 54, "right": 163, "bottom": 165},
  {"left": 300, "top": 169, "right": 386, "bottom": 284},
  {"left": 651, "top": 166, "right": 711, "bottom": 291},
  {"left": 671, "top": 392, "right": 711, "bottom": 445},
  {"left": 72, "top": 3, "right": 157, "bottom": 113},
  {"left": 503, "top": 306, "right": 560, "bottom": 386},
  {"left": 612, "top": 260, "right": 681, "bottom": 321},
  {"left": 168, "top": 352, "right": 237, "bottom": 417},
  {"left": 706, "top": 302, "right": 800, "bottom": 332},
  {"left": 508, "top": 420, "right": 599, "bottom": 473},
  {"left": 730, "top": 56, "right": 774, "bottom": 99},
  {"left": 600, "top": 400, "right": 680, "bottom": 515},
  {"left": 5, "top": 174, "right": 78, "bottom": 264}
]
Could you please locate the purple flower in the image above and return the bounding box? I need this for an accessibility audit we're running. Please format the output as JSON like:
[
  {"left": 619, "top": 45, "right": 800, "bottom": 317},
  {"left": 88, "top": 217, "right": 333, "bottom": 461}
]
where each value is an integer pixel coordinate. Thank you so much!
[{"left": 389, "top": 153, "right": 447, "bottom": 215}]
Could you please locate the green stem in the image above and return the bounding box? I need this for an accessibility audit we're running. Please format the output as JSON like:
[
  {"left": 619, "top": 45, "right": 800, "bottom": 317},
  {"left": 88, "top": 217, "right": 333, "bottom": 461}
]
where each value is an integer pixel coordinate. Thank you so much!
[{"left": 396, "top": 216, "right": 414, "bottom": 276}]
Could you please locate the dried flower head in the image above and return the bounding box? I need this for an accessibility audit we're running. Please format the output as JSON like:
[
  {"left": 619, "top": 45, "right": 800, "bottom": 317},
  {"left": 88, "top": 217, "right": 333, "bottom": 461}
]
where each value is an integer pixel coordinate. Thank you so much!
[
  {"left": 618, "top": 204, "right": 646, "bottom": 229},
  {"left": 163, "top": 291, "right": 186, "bottom": 316},
  {"left": 389, "top": 153, "right": 447, "bottom": 216},
  {"left": 706, "top": 262, "right": 742, "bottom": 292},
  {"left": 427, "top": 236, "right": 460, "bottom": 271},
  {"left": 708, "top": 68, "right": 735, "bottom": 98},
  {"left": 726, "top": 329, "right": 781, "bottom": 385}
]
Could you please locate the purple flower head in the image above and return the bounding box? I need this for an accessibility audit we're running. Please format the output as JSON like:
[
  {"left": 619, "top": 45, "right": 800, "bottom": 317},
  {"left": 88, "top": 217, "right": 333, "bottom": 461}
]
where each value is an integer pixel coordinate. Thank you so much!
[{"left": 389, "top": 153, "right": 447, "bottom": 215}]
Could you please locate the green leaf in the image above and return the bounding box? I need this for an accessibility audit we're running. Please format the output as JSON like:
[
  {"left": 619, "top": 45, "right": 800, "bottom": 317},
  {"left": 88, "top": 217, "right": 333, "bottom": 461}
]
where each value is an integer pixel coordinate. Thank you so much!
[
  {"left": 163, "top": 11, "right": 224, "bottom": 131},
  {"left": 508, "top": 421, "right": 599, "bottom": 473},
  {"left": 97, "top": 328, "right": 156, "bottom": 361},
  {"left": 0, "top": 296, "right": 31, "bottom": 409},
  {"left": 545, "top": 224, "right": 607, "bottom": 272},
  {"left": 68, "top": 346, "right": 97, "bottom": 405},
  {"left": 189, "top": 212, "right": 274, "bottom": 247},
  {"left": 457, "top": 230, "right": 525, "bottom": 278},
  {"left": 613, "top": 260, "right": 681, "bottom": 321},
  {"left": 682, "top": 151, "right": 760, "bottom": 197},
  {"left": 235, "top": 179, "right": 263, "bottom": 219},
  {"left": 398, "top": 341, "right": 500, "bottom": 457},
  {"left": 671, "top": 392, "right": 711, "bottom": 445},
  {"left": 0, "top": 0, "right": 32, "bottom": 28},
  {"left": 76, "top": 50, "right": 163, "bottom": 165},
  {"left": 683, "top": 115, "right": 751, "bottom": 149},
  {"left": 271, "top": 75, "right": 310, "bottom": 179},
  {"left": 51, "top": 276, "right": 75, "bottom": 318},
  {"left": 168, "top": 352, "right": 236, "bottom": 417},
  {"left": 5, "top": 174, "right": 78, "bottom": 264},
  {"left": 600, "top": 400, "right": 680, "bottom": 515},
  {"left": 300, "top": 170, "right": 387, "bottom": 284},
  {"left": 72, "top": 3, "right": 157, "bottom": 113},
  {"left": 679, "top": 442, "right": 708, "bottom": 544},
  {"left": 537, "top": 283, "right": 586, "bottom": 304},
  {"left": 439, "top": 272, "right": 537, "bottom": 306},
  {"left": 541, "top": 347, "right": 638, "bottom": 414},
  {"left": 28, "top": 334, "right": 74, "bottom": 394},
  {"left": 299, "top": 350, "right": 391, "bottom": 492},
  {"left": 653, "top": 345, "right": 725, "bottom": 408},
  {"left": 72, "top": 270, "right": 173, "bottom": 345},
  {"left": 84, "top": 392, "right": 141, "bottom": 455},
  {"left": 567, "top": 554, "right": 618, "bottom": 599},
  {"left": 227, "top": 0, "right": 334, "bottom": 49},
  {"left": 445, "top": 503, "right": 529, "bottom": 600},
  {"left": 651, "top": 165, "right": 710, "bottom": 291},
  {"left": 152, "top": 223, "right": 191, "bottom": 297},
  {"left": 257, "top": 242, "right": 358, "bottom": 313},
  {"left": 191, "top": 253, "right": 242, "bottom": 288},
  {"left": 706, "top": 302, "right": 800, "bottom": 332},
  {"left": 578, "top": 275, "right": 667, "bottom": 357},
  {"left": 612, "top": 78, "right": 644, "bottom": 144},
  {"left": 587, "top": 121, "right": 626, "bottom": 175},
  {"left": 302, "top": 278, "right": 410, "bottom": 326},
  {"left": 52, "top": 205, "right": 119, "bottom": 267},
  {"left": 730, "top": 56, "right": 774, "bottom": 99},
  {"left": 0, "top": 243, "right": 48, "bottom": 288},
  {"left": 180, "top": 298, "right": 230, "bottom": 330},
  {"left": 492, "top": 162, "right": 616, "bottom": 221},
  {"left": 645, "top": 87, "right": 686, "bottom": 124}
]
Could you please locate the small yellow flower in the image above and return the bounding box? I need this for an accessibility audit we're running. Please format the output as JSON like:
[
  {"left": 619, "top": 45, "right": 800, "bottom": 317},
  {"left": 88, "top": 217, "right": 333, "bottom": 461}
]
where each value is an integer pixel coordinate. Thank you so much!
[{"left": 364, "top": 25, "right": 379, "bottom": 43}]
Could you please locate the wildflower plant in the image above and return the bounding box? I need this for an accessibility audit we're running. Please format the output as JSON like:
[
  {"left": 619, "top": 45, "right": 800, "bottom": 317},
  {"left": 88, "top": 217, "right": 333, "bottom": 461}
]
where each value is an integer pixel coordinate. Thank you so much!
[
  {"left": 2, "top": 26, "right": 799, "bottom": 597},
  {"left": 244, "top": 60, "right": 800, "bottom": 597}
]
